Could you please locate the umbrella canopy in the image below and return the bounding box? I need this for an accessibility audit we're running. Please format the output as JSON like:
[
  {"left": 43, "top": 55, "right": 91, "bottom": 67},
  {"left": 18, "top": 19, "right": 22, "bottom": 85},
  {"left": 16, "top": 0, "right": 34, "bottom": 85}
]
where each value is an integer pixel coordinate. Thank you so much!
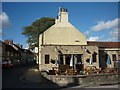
[
  {"left": 55, "top": 60, "right": 58, "bottom": 66},
  {"left": 89, "top": 55, "right": 93, "bottom": 65},
  {"left": 70, "top": 55, "right": 74, "bottom": 68},
  {"left": 106, "top": 55, "right": 111, "bottom": 65}
]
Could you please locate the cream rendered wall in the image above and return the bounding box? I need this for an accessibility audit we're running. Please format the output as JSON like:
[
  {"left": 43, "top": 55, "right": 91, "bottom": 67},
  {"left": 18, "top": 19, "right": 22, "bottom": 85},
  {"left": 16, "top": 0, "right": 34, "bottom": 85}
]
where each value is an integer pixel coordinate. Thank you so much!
[
  {"left": 59, "top": 12, "right": 68, "bottom": 22},
  {"left": 43, "top": 22, "right": 87, "bottom": 45},
  {"left": 39, "top": 34, "right": 42, "bottom": 70}
]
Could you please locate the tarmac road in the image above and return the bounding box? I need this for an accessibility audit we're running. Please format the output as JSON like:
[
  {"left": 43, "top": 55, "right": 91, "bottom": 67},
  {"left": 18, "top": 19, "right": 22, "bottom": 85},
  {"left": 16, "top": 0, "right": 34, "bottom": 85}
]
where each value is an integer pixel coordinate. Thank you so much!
[
  {"left": 2, "top": 65, "right": 47, "bottom": 88},
  {"left": 2, "top": 65, "right": 120, "bottom": 90},
  {"left": 2, "top": 65, "right": 60, "bottom": 89}
]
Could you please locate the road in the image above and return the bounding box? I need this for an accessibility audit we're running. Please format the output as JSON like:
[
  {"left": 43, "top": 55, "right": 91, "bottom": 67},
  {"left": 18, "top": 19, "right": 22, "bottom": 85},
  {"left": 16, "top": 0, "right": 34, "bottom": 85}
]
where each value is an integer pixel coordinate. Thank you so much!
[
  {"left": 2, "top": 65, "right": 120, "bottom": 90},
  {"left": 2, "top": 65, "right": 60, "bottom": 89},
  {"left": 2, "top": 65, "right": 47, "bottom": 88}
]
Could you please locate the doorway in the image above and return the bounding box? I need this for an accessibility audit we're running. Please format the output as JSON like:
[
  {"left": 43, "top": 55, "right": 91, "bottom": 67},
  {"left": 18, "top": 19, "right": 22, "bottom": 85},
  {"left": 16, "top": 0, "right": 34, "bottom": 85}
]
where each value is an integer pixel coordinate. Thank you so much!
[{"left": 58, "top": 54, "right": 83, "bottom": 71}]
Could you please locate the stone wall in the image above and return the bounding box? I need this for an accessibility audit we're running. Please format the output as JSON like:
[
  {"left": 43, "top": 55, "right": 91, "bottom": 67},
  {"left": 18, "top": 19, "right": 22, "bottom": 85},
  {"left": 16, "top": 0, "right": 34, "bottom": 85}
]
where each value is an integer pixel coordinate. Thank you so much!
[
  {"left": 41, "top": 72, "right": 120, "bottom": 86},
  {"left": 39, "top": 45, "right": 99, "bottom": 71},
  {"left": 99, "top": 49, "right": 120, "bottom": 69}
]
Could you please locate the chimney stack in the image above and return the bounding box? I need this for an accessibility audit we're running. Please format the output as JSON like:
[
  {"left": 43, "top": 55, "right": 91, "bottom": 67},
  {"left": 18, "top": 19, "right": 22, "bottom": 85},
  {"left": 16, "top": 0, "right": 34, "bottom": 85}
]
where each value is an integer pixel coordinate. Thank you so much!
[
  {"left": 55, "top": 8, "right": 68, "bottom": 24},
  {"left": 59, "top": 8, "right": 68, "bottom": 22},
  {"left": 20, "top": 45, "right": 23, "bottom": 48},
  {"left": 4, "top": 40, "right": 9, "bottom": 44},
  {"left": 16, "top": 43, "right": 23, "bottom": 48},
  {"left": 55, "top": 16, "right": 59, "bottom": 24},
  {"left": 4, "top": 40, "right": 13, "bottom": 46},
  {"left": 9, "top": 40, "right": 13, "bottom": 46}
]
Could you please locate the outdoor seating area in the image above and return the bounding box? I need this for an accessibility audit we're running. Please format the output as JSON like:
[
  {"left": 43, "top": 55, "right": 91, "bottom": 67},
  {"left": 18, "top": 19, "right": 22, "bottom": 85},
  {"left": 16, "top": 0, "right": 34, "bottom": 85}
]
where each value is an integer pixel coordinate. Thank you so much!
[{"left": 46, "top": 65, "right": 119, "bottom": 76}]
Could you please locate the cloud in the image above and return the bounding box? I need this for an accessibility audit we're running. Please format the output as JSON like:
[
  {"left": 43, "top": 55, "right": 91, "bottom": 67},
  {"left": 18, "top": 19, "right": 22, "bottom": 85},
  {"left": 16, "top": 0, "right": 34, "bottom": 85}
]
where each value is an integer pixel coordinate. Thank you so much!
[
  {"left": 0, "top": 29, "right": 2, "bottom": 36},
  {"left": 84, "top": 30, "right": 91, "bottom": 36},
  {"left": 0, "top": 12, "right": 11, "bottom": 29},
  {"left": 108, "top": 28, "right": 120, "bottom": 41},
  {"left": 87, "top": 36, "right": 100, "bottom": 41},
  {"left": 90, "top": 18, "right": 119, "bottom": 31}
]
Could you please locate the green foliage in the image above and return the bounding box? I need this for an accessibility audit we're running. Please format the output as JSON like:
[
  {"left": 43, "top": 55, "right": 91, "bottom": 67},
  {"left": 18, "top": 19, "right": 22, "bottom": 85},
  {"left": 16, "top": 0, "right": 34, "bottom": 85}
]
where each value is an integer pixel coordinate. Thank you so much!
[{"left": 22, "top": 17, "right": 55, "bottom": 50}]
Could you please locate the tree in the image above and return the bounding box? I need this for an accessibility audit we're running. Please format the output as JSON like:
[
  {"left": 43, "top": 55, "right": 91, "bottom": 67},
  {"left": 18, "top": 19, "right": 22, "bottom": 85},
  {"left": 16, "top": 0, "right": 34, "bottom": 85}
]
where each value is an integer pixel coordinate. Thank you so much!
[{"left": 22, "top": 17, "right": 55, "bottom": 50}]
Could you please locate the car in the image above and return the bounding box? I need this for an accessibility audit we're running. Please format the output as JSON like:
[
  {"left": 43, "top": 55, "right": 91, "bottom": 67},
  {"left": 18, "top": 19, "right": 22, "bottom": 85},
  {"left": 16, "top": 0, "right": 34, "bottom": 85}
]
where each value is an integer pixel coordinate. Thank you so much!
[{"left": 2, "top": 60, "right": 14, "bottom": 68}]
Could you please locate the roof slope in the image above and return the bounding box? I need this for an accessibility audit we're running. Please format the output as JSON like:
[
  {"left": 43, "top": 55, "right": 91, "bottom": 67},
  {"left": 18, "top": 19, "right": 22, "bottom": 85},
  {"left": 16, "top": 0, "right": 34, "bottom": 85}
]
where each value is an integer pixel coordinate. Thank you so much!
[{"left": 87, "top": 41, "right": 120, "bottom": 48}]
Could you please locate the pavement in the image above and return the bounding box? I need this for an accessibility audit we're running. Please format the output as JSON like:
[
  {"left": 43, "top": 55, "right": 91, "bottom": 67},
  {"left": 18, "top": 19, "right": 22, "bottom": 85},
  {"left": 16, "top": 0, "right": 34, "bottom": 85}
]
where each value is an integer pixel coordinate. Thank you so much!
[
  {"left": 19, "top": 66, "right": 60, "bottom": 88},
  {"left": 20, "top": 68, "right": 41, "bottom": 83},
  {"left": 20, "top": 66, "right": 48, "bottom": 84},
  {"left": 19, "top": 66, "right": 120, "bottom": 89}
]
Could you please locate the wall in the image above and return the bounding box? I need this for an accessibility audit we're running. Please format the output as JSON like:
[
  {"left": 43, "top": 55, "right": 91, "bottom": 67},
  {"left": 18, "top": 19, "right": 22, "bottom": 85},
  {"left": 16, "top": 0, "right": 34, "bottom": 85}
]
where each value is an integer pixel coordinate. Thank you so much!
[
  {"left": 99, "top": 48, "right": 120, "bottom": 69},
  {"left": 43, "top": 22, "right": 87, "bottom": 45},
  {"left": 39, "top": 45, "right": 99, "bottom": 71},
  {"left": 41, "top": 72, "right": 119, "bottom": 86}
]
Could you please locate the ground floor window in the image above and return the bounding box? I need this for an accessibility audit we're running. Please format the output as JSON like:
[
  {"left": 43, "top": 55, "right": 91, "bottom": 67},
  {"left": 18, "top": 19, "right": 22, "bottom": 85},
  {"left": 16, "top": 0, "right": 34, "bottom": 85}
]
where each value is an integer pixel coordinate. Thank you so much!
[
  {"left": 92, "top": 52, "right": 97, "bottom": 62},
  {"left": 59, "top": 55, "right": 63, "bottom": 64},
  {"left": 65, "top": 54, "right": 71, "bottom": 65},
  {"left": 45, "top": 55, "right": 49, "bottom": 64},
  {"left": 105, "top": 54, "right": 108, "bottom": 61},
  {"left": 112, "top": 54, "right": 116, "bottom": 61},
  {"left": 58, "top": 54, "right": 83, "bottom": 70}
]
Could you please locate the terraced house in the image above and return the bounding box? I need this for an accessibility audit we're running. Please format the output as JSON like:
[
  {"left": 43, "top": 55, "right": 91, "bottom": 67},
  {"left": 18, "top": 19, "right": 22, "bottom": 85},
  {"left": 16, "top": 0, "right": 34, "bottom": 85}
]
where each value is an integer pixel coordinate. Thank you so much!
[
  {"left": 38, "top": 8, "right": 120, "bottom": 72},
  {"left": 1, "top": 40, "right": 34, "bottom": 67}
]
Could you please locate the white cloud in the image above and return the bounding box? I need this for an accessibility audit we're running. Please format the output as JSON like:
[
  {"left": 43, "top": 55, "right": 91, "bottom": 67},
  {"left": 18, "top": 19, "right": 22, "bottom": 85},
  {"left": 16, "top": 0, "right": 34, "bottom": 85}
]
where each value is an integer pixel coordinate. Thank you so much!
[
  {"left": 0, "top": 12, "right": 11, "bottom": 29},
  {"left": 0, "top": 29, "right": 2, "bottom": 36},
  {"left": 90, "top": 18, "right": 119, "bottom": 31},
  {"left": 84, "top": 30, "right": 91, "bottom": 36},
  {"left": 87, "top": 36, "right": 100, "bottom": 41},
  {"left": 108, "top": 28, "right": 120, "bottom": 41},
  {"left": 0, "top": 29, "right": 2, "bottom": 40}
]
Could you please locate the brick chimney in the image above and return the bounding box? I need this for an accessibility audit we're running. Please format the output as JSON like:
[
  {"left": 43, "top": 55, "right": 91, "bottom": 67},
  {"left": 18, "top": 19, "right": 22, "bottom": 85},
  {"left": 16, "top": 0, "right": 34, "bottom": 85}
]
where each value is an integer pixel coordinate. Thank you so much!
[
  {"left": 4, "top": 40, "right": 9, "bottom": 44},
  {"left": 55, "top": 16, "right": 59, "bottom": 24},
  {"left": 19, "top": 45, "right": 23, "bottom": 48},
  {"left": 4, "top": 40, "right": 13, "bottom": 46},
  {"left": 16, "top": 43, "right": 23, "bottom": 48},
  {"left": 9, "top": 40, "right": 13, "bottom": 46}
]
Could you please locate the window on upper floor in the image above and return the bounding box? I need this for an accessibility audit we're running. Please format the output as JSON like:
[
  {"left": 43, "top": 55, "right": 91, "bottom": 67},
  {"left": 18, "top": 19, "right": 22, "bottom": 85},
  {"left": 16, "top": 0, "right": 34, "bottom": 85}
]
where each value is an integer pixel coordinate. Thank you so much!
[
  {"left": 11, "top": 52, "right": 13, "bottom": 56},
  {"left": 7, "top": 51, "right": 10, "bottom": 56}
]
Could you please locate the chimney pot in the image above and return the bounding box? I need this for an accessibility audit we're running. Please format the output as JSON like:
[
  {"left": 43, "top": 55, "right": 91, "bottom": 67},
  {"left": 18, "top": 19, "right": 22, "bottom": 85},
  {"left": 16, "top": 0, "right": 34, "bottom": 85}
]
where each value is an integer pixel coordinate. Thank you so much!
[
  {"left": 60, "top": 8, "right": 62, "bottom": 12},
  {"left": 4, "top": 40, "right": 9, "bottom": 44},
  {"left": 56, "top": 16, "right": 58, "bottom": 19},
  {"left": 62, "top": 8, "right": 64, "bottom": 12}
]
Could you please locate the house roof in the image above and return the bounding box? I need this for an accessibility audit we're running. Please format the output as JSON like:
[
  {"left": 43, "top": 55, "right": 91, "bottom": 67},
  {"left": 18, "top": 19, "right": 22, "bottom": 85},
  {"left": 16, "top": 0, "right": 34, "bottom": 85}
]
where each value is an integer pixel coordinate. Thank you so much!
[{"left": 87, "top": 41, "right": 120, "bottom": 48}]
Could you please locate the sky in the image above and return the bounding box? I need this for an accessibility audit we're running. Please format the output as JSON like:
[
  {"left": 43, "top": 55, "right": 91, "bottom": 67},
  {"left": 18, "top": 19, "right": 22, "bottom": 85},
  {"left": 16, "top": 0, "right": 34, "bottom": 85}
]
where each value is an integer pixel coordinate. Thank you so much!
[{"left": 1, "top": 2, "right": 119, "bottom": 49}]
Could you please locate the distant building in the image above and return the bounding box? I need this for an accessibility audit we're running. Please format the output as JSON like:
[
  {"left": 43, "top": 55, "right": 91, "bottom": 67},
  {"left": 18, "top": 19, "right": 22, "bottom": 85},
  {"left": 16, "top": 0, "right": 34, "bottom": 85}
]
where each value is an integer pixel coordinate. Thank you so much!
[
  {"left": 34, "top": 47, "right": 39, "bottom": 64},
  {"left": 1, "top": 40, "right": 34, "bottom": 66},
  {"left": 21, "top": 49, "right": 34, "bottom": 65},
  {"left": 38, "top": 8, "right": 120, "bottom": 71}
]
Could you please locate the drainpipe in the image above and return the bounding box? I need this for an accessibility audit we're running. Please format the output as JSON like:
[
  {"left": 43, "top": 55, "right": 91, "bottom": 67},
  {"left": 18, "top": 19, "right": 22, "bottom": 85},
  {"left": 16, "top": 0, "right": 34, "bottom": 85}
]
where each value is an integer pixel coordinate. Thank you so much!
[{"left": 38, "top": 33, "right": 40, "bottom": 70}]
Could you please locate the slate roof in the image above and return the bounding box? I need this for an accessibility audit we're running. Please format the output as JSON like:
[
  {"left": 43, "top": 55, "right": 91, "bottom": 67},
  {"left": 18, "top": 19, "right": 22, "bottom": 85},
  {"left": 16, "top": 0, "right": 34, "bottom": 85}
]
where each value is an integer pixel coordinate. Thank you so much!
[{"left": 87, "top": 41, "right": 120, "bottom": 48}]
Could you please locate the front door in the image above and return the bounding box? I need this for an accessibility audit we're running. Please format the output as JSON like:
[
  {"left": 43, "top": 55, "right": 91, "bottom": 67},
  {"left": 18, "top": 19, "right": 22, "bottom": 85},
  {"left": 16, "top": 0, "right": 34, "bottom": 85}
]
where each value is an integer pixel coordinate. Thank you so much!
[
  {"left": 74, "top": 54, "right": 83, "bottom": 71},
  {"left": 58, "top": 54, "right": 83, "bottom": 71}
]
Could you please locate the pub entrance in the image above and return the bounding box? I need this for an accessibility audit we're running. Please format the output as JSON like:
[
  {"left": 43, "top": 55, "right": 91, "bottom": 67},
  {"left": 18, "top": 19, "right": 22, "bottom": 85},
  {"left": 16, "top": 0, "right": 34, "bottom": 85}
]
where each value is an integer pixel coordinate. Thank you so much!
[{"left": 58, "top": 54, "right": 83, "bottom": 72}]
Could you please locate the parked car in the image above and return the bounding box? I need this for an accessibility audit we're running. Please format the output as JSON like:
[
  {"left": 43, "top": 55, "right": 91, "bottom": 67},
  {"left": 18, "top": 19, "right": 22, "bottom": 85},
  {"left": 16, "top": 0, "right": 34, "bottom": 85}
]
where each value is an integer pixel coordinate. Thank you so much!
[{"left": 2, "top": 60, "right": 14, "bottom": 68}]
